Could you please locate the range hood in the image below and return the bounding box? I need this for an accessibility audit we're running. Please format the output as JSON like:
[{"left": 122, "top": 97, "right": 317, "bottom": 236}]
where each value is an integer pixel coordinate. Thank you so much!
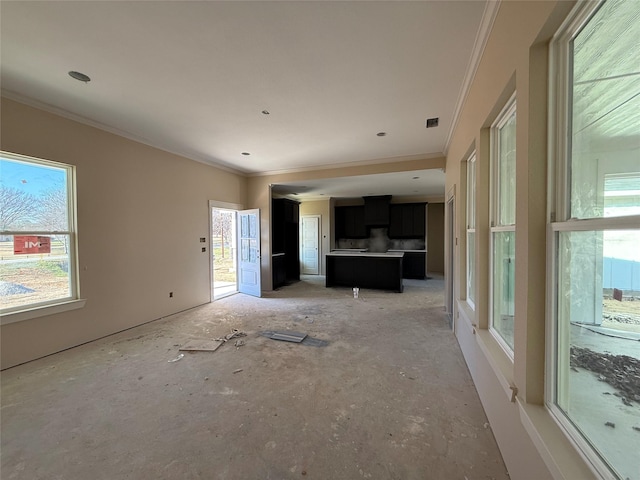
[{"left": 363, "top": 195, "right": 391, "bottom": 226}]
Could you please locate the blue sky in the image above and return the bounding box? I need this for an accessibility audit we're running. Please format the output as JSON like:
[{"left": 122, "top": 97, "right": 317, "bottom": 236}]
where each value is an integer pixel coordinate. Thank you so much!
[{"left": 0, "top": 157, "right": 65, "bottom": 196}]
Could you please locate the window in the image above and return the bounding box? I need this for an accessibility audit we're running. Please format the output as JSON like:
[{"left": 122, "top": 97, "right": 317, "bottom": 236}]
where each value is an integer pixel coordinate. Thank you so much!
[
  {"left": 490, "top": 97, "right": 516, "bottom": 354},
  {"left": 549, "top": 1, "right": 640, "bottom": 478},
  {"left": 0, "top": 151, "right": 79, "bottom": 316},
  {"left": 466, "top": 152, "right": 477, "bottom": 309}
]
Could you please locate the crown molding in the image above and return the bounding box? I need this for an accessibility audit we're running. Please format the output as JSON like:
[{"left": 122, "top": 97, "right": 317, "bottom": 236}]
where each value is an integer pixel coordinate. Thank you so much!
[
  {"left": 1, "top": 90, "right": 247, "bottom": 177},
  {"left": 443, "top": 0, "right": 501, "bottom": 156}
]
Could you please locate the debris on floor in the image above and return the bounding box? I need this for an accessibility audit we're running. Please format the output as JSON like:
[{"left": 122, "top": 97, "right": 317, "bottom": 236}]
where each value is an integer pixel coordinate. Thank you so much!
[
  {"left": 233, "top": 368, "right": 243, "bottom": 374},
  {"left": 234, "top": 339, "right": 245, "bottom": 349},
  {"left": 267, "top": 331, "right": 307, "bottom": 343},
  {"left": 217, "top": 329, "right": 247, "bottom": 343},
  {"left": 259, "top": 331, "right": 329, "bottom": 347},
  {"left": 179, "top": 329, "right": 247, "bottom": 353},
  {"left": 180, "top": 341, "right": 224, "bottom": 353},
  {"left": 168, "top": 353, "right": 184, "bottom": 363},
  {"left": 570, "top": 346, "right": 640, "bottom": 404}
]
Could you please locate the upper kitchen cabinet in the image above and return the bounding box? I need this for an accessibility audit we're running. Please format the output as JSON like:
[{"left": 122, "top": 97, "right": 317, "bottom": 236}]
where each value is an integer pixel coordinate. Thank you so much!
[
  {"left": 388, "top": 203, "right": 426, "bottom": 238},
  {"left": 363, "top": 195, "right": 391, "bottom": 226},
  {"left": 335, "top": 205, "right": 366, "bottom": 239}
]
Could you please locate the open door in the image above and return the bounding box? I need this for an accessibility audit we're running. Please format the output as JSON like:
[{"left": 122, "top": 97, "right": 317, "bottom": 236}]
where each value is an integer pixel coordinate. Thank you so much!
[{"left": 237, "top": 209, "right": 261, "bottom": 297}]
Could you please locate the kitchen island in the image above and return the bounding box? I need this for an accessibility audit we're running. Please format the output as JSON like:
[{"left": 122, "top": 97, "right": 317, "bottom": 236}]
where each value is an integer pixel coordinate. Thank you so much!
[{"left": 326, "top": 251, "right": 404, "bottom": 292}]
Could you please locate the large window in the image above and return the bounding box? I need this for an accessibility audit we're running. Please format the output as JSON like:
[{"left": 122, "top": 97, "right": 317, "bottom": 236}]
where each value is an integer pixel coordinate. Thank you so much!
[
  {"left": 490, "top": 98, "right": 516, "bottom": 354},
  {"left": 0, "top": 152, "right": 78, "bottom": 315},
  {"left": 549, "top": 1, "right": 640, "bottom": 478},
  {"left": 466, "top": 152, "right": 477, "bottom": 309}
]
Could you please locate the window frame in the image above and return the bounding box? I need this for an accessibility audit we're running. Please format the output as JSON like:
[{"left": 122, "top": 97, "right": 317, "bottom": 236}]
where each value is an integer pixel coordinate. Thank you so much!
[
  {"left": 546, "top": 1, "right": 640, "bottom": 478},
  {"left": 489, "top": 95, "right": 517, "bottom": 358},
  {"left": 0, "top": 151, "right": 83, "bottom": 324},
  {"left": 466, "top": 151, "right": 477, "bottom": 310}
]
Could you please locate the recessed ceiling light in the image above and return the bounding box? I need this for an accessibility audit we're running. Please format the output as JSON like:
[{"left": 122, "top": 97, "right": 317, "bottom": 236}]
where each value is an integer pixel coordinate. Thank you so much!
[
  {"left": 320, "top": 193, "right": 325, "bottom": 196},
  {"left": 241, "top": 152, "right": 251, "bottom": 156},
  {"left": 261, "top": 110, "right": 270, "bottom": 115},
  {"left": 376, "top": 132, "right": 387, "bottom": 137},
  {"left": 412, "top": 176, "right": 420, "bottom": 180},
  {"left": 68, "top": 71, "right": 91, "bottom": 83}
]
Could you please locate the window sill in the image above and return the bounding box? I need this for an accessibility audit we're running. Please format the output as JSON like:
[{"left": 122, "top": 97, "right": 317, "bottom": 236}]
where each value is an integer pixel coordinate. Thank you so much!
[
  {"left": 476, "top": 328, "right": 517, "bottom": 403},
  {"left": 1, "top": 299, "right": 86, "bottom": 325},
  {"left": 458, "top": 300, "right": 475, "bottom": 328},
  {"left": 518, "top": 401, "right": 598, "bottom": 480}
]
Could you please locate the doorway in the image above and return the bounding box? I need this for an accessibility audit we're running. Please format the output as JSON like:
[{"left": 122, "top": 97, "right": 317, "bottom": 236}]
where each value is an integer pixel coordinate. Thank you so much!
[
  {"left": 300, "top": 215, "right": 320, "bottom": 275},
  {"left": 211, "top": 208, "right": 238, "bottom": 300}
]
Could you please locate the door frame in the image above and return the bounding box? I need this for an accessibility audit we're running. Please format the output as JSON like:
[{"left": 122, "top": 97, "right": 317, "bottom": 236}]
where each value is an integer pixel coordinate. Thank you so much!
[
  {"left": 209, "top": 200, "right": 243, "bottom": 302},
  {"left": 300, "top": 214, "right": 321, "bottom": 275},
  {"left": 445, "top": 187, "right": 456, "bottom": 330}
]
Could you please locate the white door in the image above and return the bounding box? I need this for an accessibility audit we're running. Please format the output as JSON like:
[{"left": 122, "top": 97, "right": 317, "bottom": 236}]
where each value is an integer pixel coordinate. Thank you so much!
[
  {"left": 237, "top": 209, "right": 261, "bottom": 297},
  {"left": 301, "top": 215, "right": 320, "bottom": 275}
]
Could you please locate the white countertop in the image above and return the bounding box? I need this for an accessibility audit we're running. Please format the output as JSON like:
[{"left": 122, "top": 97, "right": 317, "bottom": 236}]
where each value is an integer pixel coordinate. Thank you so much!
[
  {"left": 327, "top": 251, "right": 404, "bottom": 258},
  {"left": 388, "top": 249, "right": 427, "bottom": 253}
]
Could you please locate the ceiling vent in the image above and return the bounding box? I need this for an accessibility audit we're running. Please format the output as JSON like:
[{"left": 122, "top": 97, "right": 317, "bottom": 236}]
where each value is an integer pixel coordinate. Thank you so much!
[{"left": 425, "top": 117, "right": 439, "bottom": 128}]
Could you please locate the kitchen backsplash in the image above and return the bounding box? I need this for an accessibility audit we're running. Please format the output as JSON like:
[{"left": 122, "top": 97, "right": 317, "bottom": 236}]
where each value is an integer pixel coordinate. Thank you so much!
[{"left": 337, "top": 230, "right": 425, "bottom": 251}]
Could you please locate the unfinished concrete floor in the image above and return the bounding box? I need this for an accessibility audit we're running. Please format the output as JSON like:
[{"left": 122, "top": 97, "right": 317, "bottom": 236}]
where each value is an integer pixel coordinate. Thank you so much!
[{"left": 1, "top": 275, "right": 509, "bottom": 480}]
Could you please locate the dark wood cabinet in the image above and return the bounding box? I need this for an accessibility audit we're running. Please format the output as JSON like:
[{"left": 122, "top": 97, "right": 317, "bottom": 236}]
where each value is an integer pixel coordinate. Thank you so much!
[
  {"left": 272, "top": 198, "right": 300, "bottom": 289},
  {"left": 284, "top": 201, "right": 299, "bottom": 223},
  {"left": 272, "top": 254, "right": 286, "bottom": 288},
  {"left": 402, "top": 252, "right": 426, "bottom": 279},
  {"left": 388, "top": 203, "right": 426, "bottom": 238},
  {"left": 388, "top": 205, "right": 403, "bottom": 238},
  {"left": 326, "top": 254, "right": 403, "bottom": 292},
  {"left": 363, "top": 195, "right": 391, "bottom": 226},
  {"left": 335, "top": 205, "right": 366, "bottom": 239}
]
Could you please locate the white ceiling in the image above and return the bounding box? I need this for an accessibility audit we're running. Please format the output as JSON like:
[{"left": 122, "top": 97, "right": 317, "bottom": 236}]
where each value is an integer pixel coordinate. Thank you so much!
[{"left": 1, "top": 1, "right": 491, "bottom": 199}]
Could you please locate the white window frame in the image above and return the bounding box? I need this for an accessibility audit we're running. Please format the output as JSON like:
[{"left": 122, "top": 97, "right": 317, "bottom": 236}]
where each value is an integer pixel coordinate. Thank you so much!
[
  {"left": 546, "top": 1, "right": 640, "bottom": 478},
  {"left": 0, "top": 151, "right": 84, "bottom": 324},
  {"left": 466, "top": 152, "right": 477, "bottom": 310},
  {"left": 489, "top": 95, "right": 517, "bottom": 358}
]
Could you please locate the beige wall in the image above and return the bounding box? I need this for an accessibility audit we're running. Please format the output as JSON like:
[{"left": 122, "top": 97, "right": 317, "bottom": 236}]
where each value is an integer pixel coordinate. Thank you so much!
[
  {"left": 445, "top": 1, "right": 597, "bottom": 479},
  {"left": 299, "top": 200, "right": 331, "bottom": 275},
  {"left": 1, "top": 98, "right": 247, "bottom": 368}
]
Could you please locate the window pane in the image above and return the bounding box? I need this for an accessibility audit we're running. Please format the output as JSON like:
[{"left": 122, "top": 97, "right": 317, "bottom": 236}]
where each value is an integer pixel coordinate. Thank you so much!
[
  {"left": 498, "top": 112, "right": 516, "bottom": 226},
  {"left": 492, "top": 230, "right": 515, "bottom": 349},
  {"left": 556, "top": 229, "right": 639, "bottom": 480},
  {"left": 569, "top": 0, "right": 640, "bottom": 220},
  {"left": 467, "top": 158, "right": 476, "bottom": 229},
  {"left": 0, "top": 235, "right": 72, "bottom": 310},
  {"left": 0, "top": 157, "right": 69, "bottom": 232},
  {"left": 467, "top": 231, "right": 476, "bottom": 306}
]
